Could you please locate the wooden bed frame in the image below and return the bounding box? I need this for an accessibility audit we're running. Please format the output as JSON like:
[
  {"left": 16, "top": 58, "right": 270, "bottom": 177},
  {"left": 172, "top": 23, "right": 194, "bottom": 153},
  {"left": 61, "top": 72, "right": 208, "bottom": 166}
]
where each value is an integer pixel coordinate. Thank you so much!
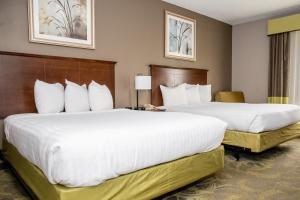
[
  {"left": 0, "top": 52, "right": 225, "bottom": 200},
  {"left": 150, "top": 64, "right": 300, "bottom": 160},
  {"left": 0, "top": 51, "right": 116, "bottom": 118}
]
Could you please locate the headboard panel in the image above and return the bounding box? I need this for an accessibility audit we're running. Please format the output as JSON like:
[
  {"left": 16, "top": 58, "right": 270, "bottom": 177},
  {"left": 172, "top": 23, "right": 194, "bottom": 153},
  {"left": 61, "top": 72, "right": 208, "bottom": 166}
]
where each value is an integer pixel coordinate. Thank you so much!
[
  {"left": 150, "top": 64, "right": 208, "bottom": 106},
  {"left": 0, "top": 51, "right": 116, "bottom": 118}
]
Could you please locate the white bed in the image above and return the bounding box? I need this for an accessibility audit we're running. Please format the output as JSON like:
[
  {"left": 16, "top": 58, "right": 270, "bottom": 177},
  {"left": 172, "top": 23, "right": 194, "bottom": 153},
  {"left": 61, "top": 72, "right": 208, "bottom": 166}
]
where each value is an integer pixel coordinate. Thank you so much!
[
  {"left": 166, "top": 102, "right": 300, "bottom": 133},
  {"left": 4, "top": 109, "right": 227, "bottom": 187}
]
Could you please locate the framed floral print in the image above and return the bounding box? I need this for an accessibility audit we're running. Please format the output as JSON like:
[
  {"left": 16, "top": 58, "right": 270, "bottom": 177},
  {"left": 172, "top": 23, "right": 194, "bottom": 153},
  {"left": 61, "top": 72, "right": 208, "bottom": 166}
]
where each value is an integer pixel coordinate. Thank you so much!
[
  {"left": 165, "top": 11, "right": 196, "bottom": 61},
  {"left": 28, "top": 0, "right": 95, "bottom": 49}
]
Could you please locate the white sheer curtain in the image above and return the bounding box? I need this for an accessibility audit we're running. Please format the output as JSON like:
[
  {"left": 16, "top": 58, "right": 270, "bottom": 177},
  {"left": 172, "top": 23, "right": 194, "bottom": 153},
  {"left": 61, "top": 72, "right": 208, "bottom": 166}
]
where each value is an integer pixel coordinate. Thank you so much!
[{"left": 288, "top": 31, "right": 300, "bottom": 105}]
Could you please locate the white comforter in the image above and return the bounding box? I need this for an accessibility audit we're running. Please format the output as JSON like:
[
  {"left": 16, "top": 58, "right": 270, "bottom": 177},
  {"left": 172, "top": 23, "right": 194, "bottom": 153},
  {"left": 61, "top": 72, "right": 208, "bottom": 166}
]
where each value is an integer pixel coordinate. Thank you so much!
[
  {"left": 166, "top": 103, "right": 300, "bottom": 133},
  {"left": 4, "top": 109, "right": 226, "bottom": 187}
]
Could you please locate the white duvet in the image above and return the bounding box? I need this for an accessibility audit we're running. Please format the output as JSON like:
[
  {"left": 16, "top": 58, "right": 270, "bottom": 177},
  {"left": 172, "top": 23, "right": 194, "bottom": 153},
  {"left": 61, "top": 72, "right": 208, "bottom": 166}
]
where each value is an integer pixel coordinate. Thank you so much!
[
  {"left": 166, "top": 102, "right": 300, "bottom": 133},
  {"left": 4, "top": 109, "right": 226, "bottom": 187}
]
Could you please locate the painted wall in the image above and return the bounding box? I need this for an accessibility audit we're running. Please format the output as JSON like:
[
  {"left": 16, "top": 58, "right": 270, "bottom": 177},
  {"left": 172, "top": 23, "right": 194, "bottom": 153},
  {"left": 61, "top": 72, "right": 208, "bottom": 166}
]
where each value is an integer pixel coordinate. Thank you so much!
[
  {"left": 0, "top": 0, "right": 232, "bottom": 108},
  {"left": 0, "top": 120, "right": 3, "bottom": 150},
  {"left": 232, "top": 19, "right": 269, "bottom": 103}
]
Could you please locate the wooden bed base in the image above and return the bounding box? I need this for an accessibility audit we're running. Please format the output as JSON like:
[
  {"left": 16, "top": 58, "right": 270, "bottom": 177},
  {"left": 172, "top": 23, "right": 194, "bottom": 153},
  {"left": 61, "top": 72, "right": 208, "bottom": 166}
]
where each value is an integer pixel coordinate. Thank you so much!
[
  {"left": 3, "top": 139, "right": 224, "bottom": 200},
  {"left": 223, "top": 123, "right": 300, "bottom": 160}
]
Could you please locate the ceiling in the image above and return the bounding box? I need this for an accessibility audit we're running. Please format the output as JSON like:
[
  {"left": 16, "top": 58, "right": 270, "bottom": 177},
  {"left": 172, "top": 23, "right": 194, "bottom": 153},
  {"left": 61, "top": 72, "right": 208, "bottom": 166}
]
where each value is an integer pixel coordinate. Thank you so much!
[{"left": 163, "top": 0, "right": 300, "bottom": 25}]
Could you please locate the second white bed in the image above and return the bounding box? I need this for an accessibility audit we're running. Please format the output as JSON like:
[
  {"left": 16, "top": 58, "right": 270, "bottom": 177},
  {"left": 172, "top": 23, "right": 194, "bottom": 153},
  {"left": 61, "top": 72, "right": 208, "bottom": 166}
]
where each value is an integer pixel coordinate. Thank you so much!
[
  {"left": 166, "top": 102, "right": 300, "bottom": 133},
  {"left": 4, "top": 109, "right": 226, "bottom": 187}
]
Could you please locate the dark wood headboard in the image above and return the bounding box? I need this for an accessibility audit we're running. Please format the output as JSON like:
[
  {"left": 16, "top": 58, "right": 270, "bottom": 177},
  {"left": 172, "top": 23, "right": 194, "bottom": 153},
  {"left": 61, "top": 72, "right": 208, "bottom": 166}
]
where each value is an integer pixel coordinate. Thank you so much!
[
  {"left": 0, "top": 51, "right": 117, "bottom": 118},
  {"left": 150, "top": 64, "right": 208, "bottom": 106}
]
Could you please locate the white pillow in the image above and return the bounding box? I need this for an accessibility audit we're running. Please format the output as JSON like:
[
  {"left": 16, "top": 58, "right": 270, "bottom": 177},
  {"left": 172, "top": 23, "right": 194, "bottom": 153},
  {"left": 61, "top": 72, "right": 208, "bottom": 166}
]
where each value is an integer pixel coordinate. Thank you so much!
[
  {"left": 199, "top": 84, "right": 212, "bottom": 103},
  {"left": 88, "top": 81, "right": 113, "bottom": 111},
  {"left": 34, "top": 80, "right": 64, "bottom": 114},
  {"left": 186, "top": 84, "right": 201, "bottom": 105},
  {"left": 160, "top": 84, "right": 188, "bottom": 107},
  {"left": 65, "top": 80, "right": 90, "bottom": 113}
]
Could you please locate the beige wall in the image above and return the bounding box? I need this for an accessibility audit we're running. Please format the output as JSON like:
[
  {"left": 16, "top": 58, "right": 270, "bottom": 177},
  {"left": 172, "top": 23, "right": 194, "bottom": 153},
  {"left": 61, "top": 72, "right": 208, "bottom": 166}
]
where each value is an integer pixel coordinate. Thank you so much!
[
  {"left": 0, "top": 0, "right": 232, "bottom": 109},
  {"left": 232, "top": 20, "right": 269, "bottom": 103}
]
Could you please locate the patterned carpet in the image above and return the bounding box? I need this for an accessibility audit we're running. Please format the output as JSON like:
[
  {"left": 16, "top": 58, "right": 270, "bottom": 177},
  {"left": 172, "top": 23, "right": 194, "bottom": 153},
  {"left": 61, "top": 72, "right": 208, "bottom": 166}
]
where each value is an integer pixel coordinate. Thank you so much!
[{"left": 0, "top": 138, "right": 300, "bottom": 200}]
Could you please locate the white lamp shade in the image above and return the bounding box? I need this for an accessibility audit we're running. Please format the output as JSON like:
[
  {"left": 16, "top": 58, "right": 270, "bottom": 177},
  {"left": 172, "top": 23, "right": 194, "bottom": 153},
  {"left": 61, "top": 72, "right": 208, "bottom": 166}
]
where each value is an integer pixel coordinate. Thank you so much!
[{"left": 135, "top": 76, "right": 151, "bottom": 90}]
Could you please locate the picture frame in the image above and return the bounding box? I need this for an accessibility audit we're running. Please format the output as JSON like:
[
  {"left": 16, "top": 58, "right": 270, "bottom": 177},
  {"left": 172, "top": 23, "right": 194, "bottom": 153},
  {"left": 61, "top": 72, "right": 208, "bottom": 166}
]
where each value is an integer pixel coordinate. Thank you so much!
[
  {"left": 28, "top": 0, "right": 95, "bottom": 49},
  {"left": 165, "top": 11, "right": 196, "bottom": 61}
]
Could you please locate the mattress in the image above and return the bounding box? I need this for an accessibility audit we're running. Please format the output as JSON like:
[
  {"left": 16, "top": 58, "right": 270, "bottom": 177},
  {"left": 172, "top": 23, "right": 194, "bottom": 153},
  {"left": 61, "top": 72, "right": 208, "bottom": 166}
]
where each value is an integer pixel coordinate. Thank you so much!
[
  {"left": 166, "top": 102, "right": 300, "bottom": 133},
  {"left": 4, "top": 109, "right": 227, "bottom": 187}
]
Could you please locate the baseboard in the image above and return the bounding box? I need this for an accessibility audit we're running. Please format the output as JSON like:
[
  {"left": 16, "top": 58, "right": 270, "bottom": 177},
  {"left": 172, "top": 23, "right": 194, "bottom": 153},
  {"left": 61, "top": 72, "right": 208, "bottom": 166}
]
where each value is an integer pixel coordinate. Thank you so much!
[
  {"left": 0, "top": 150, "right": 8, "bottom": 170},
  {"left": 0, "top": 150, "right": 4, "bottom": 170}
]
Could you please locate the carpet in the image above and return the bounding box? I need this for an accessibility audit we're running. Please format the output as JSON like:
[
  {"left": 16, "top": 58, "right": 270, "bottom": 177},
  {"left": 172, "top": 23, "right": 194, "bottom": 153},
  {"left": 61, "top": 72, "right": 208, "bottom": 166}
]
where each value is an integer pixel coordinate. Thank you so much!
[{"left": 0, "top": 138, "right": 299, "bottom": 200}]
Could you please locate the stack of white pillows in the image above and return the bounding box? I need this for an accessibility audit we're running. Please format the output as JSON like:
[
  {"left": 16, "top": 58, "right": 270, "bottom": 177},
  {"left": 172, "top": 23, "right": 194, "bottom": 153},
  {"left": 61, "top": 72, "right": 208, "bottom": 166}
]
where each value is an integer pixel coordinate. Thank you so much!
[
  {"left": 160, "top": 83, "right": 211, "bottom": 107},
  {"left": 34, "top": 80, "right": 113, "bottom": 114}
]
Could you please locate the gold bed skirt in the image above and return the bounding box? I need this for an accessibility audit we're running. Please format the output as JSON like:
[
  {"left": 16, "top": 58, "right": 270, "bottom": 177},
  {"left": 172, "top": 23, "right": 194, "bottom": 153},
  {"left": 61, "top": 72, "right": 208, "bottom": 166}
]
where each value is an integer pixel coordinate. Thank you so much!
[
  {"left": 3, "top": 139, "right": 224, "bottom": 200},
  {"left": 223, "top": 123, "right": 300, "bottom": 152}
]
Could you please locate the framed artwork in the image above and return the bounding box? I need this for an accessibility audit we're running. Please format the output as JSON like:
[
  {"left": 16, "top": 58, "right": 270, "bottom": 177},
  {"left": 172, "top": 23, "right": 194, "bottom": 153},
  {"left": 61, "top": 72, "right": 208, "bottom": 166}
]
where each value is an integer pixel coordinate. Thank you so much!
[
  {"left": 165, "top": 11, "right": 196, "bottom": 61},
  {"left": 28, "top": 0, "right": 95, "bottom": 49}
]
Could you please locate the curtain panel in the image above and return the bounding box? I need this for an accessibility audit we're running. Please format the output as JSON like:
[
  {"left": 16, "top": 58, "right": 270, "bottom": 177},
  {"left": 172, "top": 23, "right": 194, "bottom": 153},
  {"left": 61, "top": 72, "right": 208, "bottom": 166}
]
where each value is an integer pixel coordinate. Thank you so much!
[
  {"left": 288, "top": 31, "right": 300, "bottom": 105},
  {"left": 268, "top": 32, "right": 290, "bottom": 104}
]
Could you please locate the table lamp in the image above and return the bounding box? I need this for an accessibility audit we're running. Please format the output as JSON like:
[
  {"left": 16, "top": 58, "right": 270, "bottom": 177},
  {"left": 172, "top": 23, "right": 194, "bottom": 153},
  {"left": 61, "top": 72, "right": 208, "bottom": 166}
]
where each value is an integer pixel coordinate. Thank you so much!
[{"left": 135, "top": 75, "right": 151, "bottom": 110}]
